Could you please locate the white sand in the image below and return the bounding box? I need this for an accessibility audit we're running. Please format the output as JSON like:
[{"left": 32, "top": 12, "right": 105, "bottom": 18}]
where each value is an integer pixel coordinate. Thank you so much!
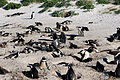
[{"left": 0, "top": 3, "right": 120, "bottom": 80}]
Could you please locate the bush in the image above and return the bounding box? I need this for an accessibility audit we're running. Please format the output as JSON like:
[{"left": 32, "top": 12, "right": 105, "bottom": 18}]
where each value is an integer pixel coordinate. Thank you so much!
[
  {"left": 38, "top": 7, "right": 49, "bottom": 13},
  {"left": 4, "top": 3, "right": 21, "bottom": 10},
  {"left": 115, "top": 10, "right": 120, "bottom": 14},
  {"left": 96, "top": 0, "right": 109, "bottom": 4},
  {"left": 40, "top": 0, "right": 62, "bottom": 8},
  {"left": 76, "top": 0, "right": 85, "bottom": 7},
  {"left": 22, "top": 2, "right": 30, "bottom": 6},
  {"left": 76, "top": 0, "right": 94, "bottom": 9},
  {"left": 114, "top": 0, "right": 120, "bottom": 5},
  {"left": 52, "top": 10, "right": 63, "bottom": 17},
  {"left": 82, "top": 1, "right": 95, "bottom": 9},
  {"left": 52, "top": 10, "right": 79, "bottom": 17},
  {"left": 35, "top": 0, "right": 46, "bottom": 3},
  {"left": 40, "top": 1, "right": 57, "bottom": 8},
  {"left": 0, "top": 0, "right": 7, "bottom": 8},
  {"left": 55, "top": 2, "right": 66, "bottom": 7},
  {"left": 21, "top": 0, "right": 34, "bottom": 6}
]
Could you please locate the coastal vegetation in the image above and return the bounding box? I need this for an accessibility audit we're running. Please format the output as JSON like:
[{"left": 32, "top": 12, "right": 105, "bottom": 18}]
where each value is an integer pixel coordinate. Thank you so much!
[
  {"left": 0, "top": 0, "right": 120, "bottom": 16},
  {"left": 0, "top": 0, "right": 7, "bottom": 8},
  {"left": 4, "top": 3, "right": 21, "bottom": 10}
]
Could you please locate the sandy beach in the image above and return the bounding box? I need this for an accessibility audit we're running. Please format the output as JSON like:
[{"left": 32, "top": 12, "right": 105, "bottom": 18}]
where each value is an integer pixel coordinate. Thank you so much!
[{"left": 0, "top": 3, "right": 120, "bottom": 80}]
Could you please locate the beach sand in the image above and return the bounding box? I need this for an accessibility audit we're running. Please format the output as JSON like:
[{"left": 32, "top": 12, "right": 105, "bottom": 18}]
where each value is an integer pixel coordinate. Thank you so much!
[{"left": 0, "top": 3, "right": 120, "bottom": 80}]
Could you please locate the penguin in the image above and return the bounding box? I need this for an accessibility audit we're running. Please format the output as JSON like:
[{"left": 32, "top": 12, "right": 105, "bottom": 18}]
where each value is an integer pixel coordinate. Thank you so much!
[
  {"left": 31, "top": 12, "right": 35, "bottom": 19},
  {"left": 52, "top": 48, "right": 64, "bottom": 58},
  {"left": 77, "top": 27, "right": 84, "bottom": 37},
  {"left": 0, "top": 66, "right": 9, "bottom": 75},
  {"left": 68, "top": 35, "right": 77, "bottom": 40},
  {"left": 45, "top": 27, "right": 54, "bottom": 33},
  {"left": 95, "top": 61, "right": 104, "bottom": 72},
  {"left": 4, "top": 51, "right": 20, "bottom": 59},
  {"left": 0, "top": 42, "right": 7, "bottom": 48},
  {"left": 35, "top": 22, "right": 43, "bottom": 26},
  {"left": 52, "top": 32, "right": 58, "bottom": 40},
  {"left": 27, "top": 64, "right": 39, "bottom": 79},
  {"left": 69, "top": 42, "right": 78, "bottom": 49},
  {"left": 103, "top": 52, "right": 120, "bottom": 64},
  {"left": 78, "top": 47, "right": 97, "bottom": 62},
  {"left": 65, "top": 64, "right": 77, "bottom": 80},
  {"left": 56, "top": 22, "right": 61, "bottom": 29},
  {"left": 40, "top": 57, "right": 49, "bottom": 70},
  {"left": 52, "top": 39, "right": 60, "bottom": 48},
  {"left": 60, "top": 32, "right": 66, "bottom": 43},
  {"left": 115, "top": 61, "right": 120, "bottom": 77}
]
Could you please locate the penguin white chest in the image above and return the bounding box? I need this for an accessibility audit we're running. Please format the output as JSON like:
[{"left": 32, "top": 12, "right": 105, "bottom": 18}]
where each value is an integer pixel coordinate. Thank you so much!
[{"left": 40, "top": 61, "right": 47, "bottom": 69}]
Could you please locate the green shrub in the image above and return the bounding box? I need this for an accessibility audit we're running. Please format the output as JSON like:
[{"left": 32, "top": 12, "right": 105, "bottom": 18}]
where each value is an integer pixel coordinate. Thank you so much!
[
  {"left": 40, "top": 0, "right": 62, "bottom": 8},
  {"left": 4, "top": 3, "right": 21, "bottom": 10},
  {"left": 96, "top": 0, "right": 109, "bottom": 4},
  {"left": 65, "top": 2, "right": 72, "bottom": 7},
  {"left": 35, "top": 0, "right": 46, "bottom": 3},
  {"left": 21, "top": 0, "right": 34, "bottom": 6},
  {"left": 48, "top": 9, "right": 52, "bottom": 12},
  {"left": 76, "top": 0, "right": 94, "bottom": 9},
  {"left": 55, "top": 1, "right": 71, "bottom": 8},
  {"left": 22, "top": 2, "right": 30, "bottom": 6},
  {"left": 38, "top": 7, "right": 49, "bottom": 13},
  {"left": 52, "top": 10, "right": 79, "bottom": 17},
  {"left": 40, "top": 1, "right": 57, "bottom": 7},
  {"left": 0, "top": 0, "right": 7, "bottom": 8},
  {"left": 115, "top": 10, "right": 120, "bottom": 14},
  {"left": 76, "top": 0, "right": 85, "bottom": 7},
  {"left": 55, "top": 2, "right": 66, "bottom": 7},
  {"left": 114, "top": 0, "right": 120, "bottom": 5},
  {"left": 52, "top": 10, "right": 63, "bottom": 17},
  {"left": 82, "top": 1, "right": 95, "bottom": 9},
  {"left": 109, "top": 8, "right": 117, "bottom": 11}
]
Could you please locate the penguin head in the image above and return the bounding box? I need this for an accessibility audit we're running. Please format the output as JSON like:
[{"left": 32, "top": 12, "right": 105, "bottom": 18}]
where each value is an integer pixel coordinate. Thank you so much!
[
  {"left": 27, "top": 64, "right": 33, "bottom": 68},
  {"left": 68, "top": 63, "right": 74, "bottom": 69},
  {"left": 41, "top": 57, "right": 46, "bottom": 62}
]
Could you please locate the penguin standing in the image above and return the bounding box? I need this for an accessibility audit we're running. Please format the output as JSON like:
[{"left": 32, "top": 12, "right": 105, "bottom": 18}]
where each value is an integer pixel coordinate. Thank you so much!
[
  {"left": 66, "top": 65, "right": 77, "bottom": 80},
  {"left": 77, "top": 27, "right": 84, "bottom": 37},
  {"left": 60, "top": 32, "right": 66, "bottom": 43},
  {"left": 31, "top": 12, "right": 35, "bottom": 19},
  {"left": 40, "top": 57, "right": 49, "bottom": 70},
  {"left": 52, "top": 39, "right": 60, "bottom": 48},
  {"left": 114, "top": 53, "right": 120, "bottom": 77}
]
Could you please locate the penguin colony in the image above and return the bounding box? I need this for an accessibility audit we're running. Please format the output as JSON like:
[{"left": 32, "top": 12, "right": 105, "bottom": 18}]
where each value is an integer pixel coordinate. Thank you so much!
[{"left": 0, "top": 17, "right": 120, "bottom": 80}]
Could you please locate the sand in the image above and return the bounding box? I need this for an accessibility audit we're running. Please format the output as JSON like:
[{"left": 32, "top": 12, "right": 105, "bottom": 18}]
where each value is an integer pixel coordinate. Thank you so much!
[{"left": 0, "top": 3, "right": 120, "bottom": 80}]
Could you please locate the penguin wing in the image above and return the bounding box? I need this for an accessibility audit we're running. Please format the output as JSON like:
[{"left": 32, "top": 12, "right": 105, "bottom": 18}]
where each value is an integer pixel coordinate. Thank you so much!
[{"left": 46, "top": 62, "right": 50, "bottom": 70}]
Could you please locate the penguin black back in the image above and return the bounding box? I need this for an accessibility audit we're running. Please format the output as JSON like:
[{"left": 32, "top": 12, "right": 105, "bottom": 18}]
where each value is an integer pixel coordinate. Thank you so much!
[
  {"left": 28, "top": 64, "right": 39, "bottom": 79},
  {"left": 66, "top": 65, "right": 77, "bottom": 80},
  {"left": 115, "top": 62, "right": 120, "bottom": 77}
]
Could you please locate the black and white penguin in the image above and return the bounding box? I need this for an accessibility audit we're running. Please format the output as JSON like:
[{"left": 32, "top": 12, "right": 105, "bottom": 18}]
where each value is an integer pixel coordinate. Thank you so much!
[
  {"left": 65, "top": 65, "right": 77, "bottom": 80},
  {"left": 27, "top": 64, "right": 39, "bottom": 79},
  {"left": 4, "top": 51, "right": 20, "bottom": 59},
  {"left": 95, "top": 61, "right": 104, "bottom": 72},
  {"left": 40, "top": 57, "right": 49, "bottom": 70},
  {"left": 115, "top": 61, "right": 120, "bottom": 77},
  {"left": 77, "top": 27, "right": 84, "bottom": 36},
  {"left": 31, "top": 12, "right": 35, "bottom": 19},
  {"left": 60, "top": 32, "right": 66, "bottom": 43},
  {"left": 45, "top": 27, "right": 54, "bottom": 33},
  {"left": 78, "top": 46, "right": 98, "bottom": 62}
]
